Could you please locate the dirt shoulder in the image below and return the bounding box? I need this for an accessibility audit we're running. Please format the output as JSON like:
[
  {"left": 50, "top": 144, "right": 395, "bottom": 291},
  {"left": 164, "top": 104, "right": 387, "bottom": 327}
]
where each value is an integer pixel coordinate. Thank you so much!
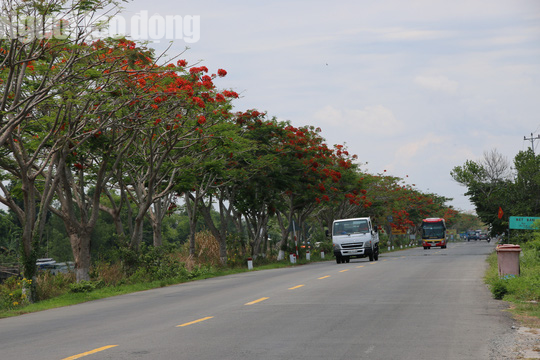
[{"left": 491, "top": 306, "right": 540, "bottom": 359}]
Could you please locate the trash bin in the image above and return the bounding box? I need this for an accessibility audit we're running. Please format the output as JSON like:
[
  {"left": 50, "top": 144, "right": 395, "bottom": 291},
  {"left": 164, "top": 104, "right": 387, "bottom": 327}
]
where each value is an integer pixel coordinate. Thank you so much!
[{"left": 496, "top": 244, "right": 521, "bottom": 277}]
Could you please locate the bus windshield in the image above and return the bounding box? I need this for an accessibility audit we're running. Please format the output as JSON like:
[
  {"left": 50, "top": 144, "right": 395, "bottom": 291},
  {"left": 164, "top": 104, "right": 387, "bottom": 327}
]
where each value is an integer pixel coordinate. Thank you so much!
[
  {"left": 333, "top": 220, "right": 369, "bottom": 235},
  {"left": 422, "top": 223, "right": 445, "bottom": 239}
]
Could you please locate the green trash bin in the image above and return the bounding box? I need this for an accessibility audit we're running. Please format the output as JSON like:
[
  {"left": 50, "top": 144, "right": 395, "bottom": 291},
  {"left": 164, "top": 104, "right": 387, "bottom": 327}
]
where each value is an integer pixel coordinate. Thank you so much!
[{"left": 496, "top": 244, "right": 521, "bottom": 277}]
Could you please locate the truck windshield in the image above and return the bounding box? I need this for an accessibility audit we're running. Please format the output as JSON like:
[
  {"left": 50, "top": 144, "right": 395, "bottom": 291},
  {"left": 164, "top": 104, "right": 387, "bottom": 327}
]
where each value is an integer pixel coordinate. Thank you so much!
[{"left": 333, "top": 220, "right": 369, "bottom": 235}]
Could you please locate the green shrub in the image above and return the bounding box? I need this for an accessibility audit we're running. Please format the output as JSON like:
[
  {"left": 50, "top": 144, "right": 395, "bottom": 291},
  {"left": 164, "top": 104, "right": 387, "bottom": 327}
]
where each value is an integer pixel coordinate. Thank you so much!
[
  {"left": 90, "top": 262, "right": 123, "bottom": 286},
  {"left": 69, "top": 281, "right": 96, "bottom": 293},
  {"left": 0, "top": 276, "right": 31, "bottom": 310},
  {"left": 525, "top": 239, "right": 540, "bottom": 259},
  {"left": 35, "top": 271, "right": 74, "bottom": 301},
  {"left": 491, "top": 279, "right": 509, "bottom": 300}
]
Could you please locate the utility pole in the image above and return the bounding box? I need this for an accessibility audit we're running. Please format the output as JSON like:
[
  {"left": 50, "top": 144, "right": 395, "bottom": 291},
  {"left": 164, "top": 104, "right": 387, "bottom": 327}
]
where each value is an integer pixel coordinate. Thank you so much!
[{"left": 523, "top": 133, "right": 540, "bottom": 153}]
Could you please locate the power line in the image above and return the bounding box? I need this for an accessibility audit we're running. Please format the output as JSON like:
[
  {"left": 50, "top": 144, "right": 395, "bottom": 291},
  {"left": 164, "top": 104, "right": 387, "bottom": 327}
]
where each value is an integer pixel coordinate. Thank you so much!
[{"left": 523, "top": 133, "right": 540, "bottom": 153}]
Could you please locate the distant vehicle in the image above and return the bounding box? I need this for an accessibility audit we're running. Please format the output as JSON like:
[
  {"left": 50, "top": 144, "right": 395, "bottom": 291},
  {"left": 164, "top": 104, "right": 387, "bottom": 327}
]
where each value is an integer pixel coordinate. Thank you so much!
[
  {"left": 421, "top": 218, "right": 447, "bottom": 249},
  {"left": 467, "top": 232, "right": 479, "bottom": 241},
  {"left": 36, "top": 258, "right": 73, "bottom": 274},
  {"left": 36, "top": 258, "right": 56, "bottom": 271},
  {"left": 479, "top": 233, "right": 489, "bottom": 241}
]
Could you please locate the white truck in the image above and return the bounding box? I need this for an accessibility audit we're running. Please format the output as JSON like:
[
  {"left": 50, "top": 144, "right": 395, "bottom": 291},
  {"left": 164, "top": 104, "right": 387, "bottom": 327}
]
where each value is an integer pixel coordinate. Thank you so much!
[{"left": 332, "top": 217, "right": 379, "bottom": 264}]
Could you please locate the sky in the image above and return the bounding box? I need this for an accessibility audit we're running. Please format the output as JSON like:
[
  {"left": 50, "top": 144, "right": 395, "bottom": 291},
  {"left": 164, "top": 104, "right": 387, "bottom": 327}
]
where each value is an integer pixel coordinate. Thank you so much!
[{"left": 114, "top": 0, "right": 540, "bottom": 212}]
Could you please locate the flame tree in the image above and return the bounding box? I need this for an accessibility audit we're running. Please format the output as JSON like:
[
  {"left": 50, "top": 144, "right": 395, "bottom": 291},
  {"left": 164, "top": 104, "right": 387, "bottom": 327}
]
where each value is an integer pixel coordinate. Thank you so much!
[{"left": 0, "top": 0, "right": 146, "bottom": 287}]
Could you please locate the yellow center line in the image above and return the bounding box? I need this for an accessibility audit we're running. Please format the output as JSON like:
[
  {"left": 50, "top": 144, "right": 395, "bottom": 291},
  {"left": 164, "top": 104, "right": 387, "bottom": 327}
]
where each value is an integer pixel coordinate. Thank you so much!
[
  {"left": 62, "top": 345, "right": 118, "bottom": 360},
  {"left": 289, "top": 285, "right": 305, "bottom": 290},
  {"left": 356, "top": 265, "right": 365, "bottom": 268},
  {"left": 318, "top": 275, "right": 330, "bottom": 279},
  {"left": 339, "top": 269, "right": 349, "bottom": 272},
  {"left": 245, "top": 297, "right": 269, "bottom": 305},
  {"left": 369, "top": 262, "right": 376, "bottom": 264},
  {"left": 176, "top": 316, "right": 214, "bottom": 327}
]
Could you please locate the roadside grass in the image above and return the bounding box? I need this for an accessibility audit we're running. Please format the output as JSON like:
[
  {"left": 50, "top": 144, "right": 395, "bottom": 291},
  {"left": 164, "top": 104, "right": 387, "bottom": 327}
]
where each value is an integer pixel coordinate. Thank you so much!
[
  {"left": 0, "top": 255, "right": 329, "bottom": 319},
  {"left": 485, "top": 240, "right": 540, "bottom": 326},
  {"left": 0, "top": 272, "right": 224, "bottom": 318}
]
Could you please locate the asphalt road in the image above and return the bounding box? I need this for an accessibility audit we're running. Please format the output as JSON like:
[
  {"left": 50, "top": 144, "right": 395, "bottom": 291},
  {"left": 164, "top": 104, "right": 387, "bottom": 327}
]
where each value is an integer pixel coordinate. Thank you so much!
[{"left": 0, "top": 240, "right": 514, "bottom": 360}]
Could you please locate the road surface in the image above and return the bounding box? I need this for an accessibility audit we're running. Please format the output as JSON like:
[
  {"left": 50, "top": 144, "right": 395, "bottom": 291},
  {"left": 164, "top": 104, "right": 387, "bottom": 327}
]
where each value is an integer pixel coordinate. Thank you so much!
[{"left": 0, "top": 240, "right": 514, "bottom": 359}]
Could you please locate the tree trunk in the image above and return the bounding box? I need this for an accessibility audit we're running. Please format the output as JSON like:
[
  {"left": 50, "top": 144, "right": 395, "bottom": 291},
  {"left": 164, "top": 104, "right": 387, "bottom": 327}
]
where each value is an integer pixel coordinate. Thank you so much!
[
  {"left": 152, "top": 220, "right": 162, "bottom": 247},
  {"left": 249, "top": 212, "right": 268, "bottom": 259},
  {"left": 149, "top": 197, "right": 169, "bottom": 248},
  {"left": 66, "top": 225, "right": 92, "bottom": 282},
  {"left": 275, "top": 210, "right": 292, "bottom": 260},
  {"left": 231, "top": 209, "right": 247, "bottom": 257},
  {"left": 219, "top": 238, "right": 227, "bottom": 265},
  {"left": 101, "top": 187, "right": 127, "bottom": 244},
  {"left": 131, "top": 217, "right": 145, "bottom": 250},
  {"left": 185, "top": 192, "right": 199, "bottom": 257},
  {"left": 199, "top": 199, "right": 228, "bottom": 266}
]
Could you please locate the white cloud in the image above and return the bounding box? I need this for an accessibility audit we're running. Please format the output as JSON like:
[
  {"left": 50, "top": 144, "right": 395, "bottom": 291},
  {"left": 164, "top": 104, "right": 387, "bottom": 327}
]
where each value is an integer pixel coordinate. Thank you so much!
[
  {"left": 314, "top": 105, "right": 404, "bottom": 136},
  {"left": 414, "top": 75, "right": 459, "bottom": 94},
  {"left": 372, "top": 27, "right": 456, "bottom": 42},
  {"left": 394, "top": 135, "right": 446, "bottom": 164}
]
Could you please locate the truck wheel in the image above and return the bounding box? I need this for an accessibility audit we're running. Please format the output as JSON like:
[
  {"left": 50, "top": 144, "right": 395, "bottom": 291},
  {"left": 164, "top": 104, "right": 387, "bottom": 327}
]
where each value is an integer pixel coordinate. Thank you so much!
[
  {"left": 374, "top": 247, "right": 379, "bottom": 261},
  {"left": 336, "top": 256, "right": 341, "bottom": 264},
  {"left": 369, "top": 251, "right": 374, "bottom": 262},
  {"left": 345, "top": 257, "right": 350, "bottom": 263}
]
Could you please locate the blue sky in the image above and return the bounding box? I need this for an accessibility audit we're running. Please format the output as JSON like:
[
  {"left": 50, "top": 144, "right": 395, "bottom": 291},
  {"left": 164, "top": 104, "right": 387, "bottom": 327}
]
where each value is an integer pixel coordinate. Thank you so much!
[{"left": 118, "top": 0, "right": 540, "bottom": 212}]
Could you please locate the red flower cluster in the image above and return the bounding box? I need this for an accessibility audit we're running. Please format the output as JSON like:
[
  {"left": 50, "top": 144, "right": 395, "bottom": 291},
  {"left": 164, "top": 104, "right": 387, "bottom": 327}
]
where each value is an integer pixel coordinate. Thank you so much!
[
  {"left": 192, "top": 97, "right": 205, "bottom": 108},
  {"left": 189, "top": 66, "right": 208, "bottom": 74},
  {"left": 222, "top": 90, "right": 239, "bottom": 98}
]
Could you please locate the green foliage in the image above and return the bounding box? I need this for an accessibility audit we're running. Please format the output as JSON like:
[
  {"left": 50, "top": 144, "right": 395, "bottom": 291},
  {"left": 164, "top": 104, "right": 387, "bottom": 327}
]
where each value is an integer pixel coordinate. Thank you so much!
[
  {"left": 317, "top": 240, "right": 333, "bottom": 255},
  {"left": 491, "top": 279, "right": 508, "bottom": 300},
  {"left": 35, "top": 272, "right": 74, "bottom": 301},
  {"left": 512, "top": 150, "right": 540, "bottom": 215},
  {"left": 452, "top": 149, "right": 540, "bottom": 236},
  {"left": 226, "top": 233, "right": 247, "bottom": 268},
  {"left": 0, "top": 276, "right": 30, "bottom": 310},
  {"left": 69, "top": 281, "right": 96, "bottom": 293},
  {"left": 111, "top": 243, "right": 216, "bottom": 282},
  {"left": 0, "top": 287, "right": 25, "bottom": 310},
  {"left": 451, "top": 212, "right": 485, "bottom": 234},
  {"left": 0, "top": 210, "right": 19, "bottom": 256},
  {"left": 509, "top": 231, "right": 536, "bottom": 245},
  {"left": 526, "top": 235, "right": 540, "bottom": 258}
]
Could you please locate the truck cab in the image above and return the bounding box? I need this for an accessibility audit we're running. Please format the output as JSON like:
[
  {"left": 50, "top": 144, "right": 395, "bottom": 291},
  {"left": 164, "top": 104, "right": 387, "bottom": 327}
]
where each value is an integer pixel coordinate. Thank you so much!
[{"left": 332, "top": 217, "right": 379, "bottom": 263}]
